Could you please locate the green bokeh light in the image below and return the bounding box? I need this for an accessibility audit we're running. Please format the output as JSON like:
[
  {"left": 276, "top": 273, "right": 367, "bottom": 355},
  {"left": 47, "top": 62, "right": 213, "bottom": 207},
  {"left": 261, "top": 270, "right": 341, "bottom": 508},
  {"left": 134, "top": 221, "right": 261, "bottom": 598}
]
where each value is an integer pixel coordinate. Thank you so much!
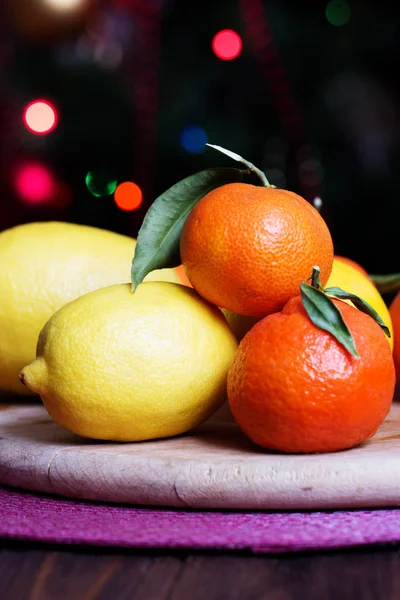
[
  {"left": 85, "top": 171, "right": 118, "bottom": 197},
  {"left": 325, "top": 1, "right": 351, "bottom": 26}
]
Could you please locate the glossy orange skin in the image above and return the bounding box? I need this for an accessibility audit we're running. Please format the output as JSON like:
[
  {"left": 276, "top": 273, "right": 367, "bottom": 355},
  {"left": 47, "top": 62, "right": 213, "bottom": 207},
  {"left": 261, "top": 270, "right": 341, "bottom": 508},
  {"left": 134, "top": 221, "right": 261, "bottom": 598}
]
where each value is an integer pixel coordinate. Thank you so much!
[
  {"left": 335, "top": 256, "right": 369, "bottom": 278},
  {"left": 228, "top": 296, "right": 396, "bottom": 453},
  {"left": 180, "top": 183, "right": 334, "bottom": 317},
  {"left": 390, "top": 291, "right": 400, "bottom": 380}
]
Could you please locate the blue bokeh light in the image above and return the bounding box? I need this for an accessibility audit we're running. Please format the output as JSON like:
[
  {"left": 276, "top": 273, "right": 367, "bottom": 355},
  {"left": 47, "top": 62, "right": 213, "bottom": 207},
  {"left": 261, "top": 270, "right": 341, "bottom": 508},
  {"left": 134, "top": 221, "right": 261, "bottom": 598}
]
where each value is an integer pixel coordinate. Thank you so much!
[{"left": 180, "top": 126, "right": 208, "bottom": 154}]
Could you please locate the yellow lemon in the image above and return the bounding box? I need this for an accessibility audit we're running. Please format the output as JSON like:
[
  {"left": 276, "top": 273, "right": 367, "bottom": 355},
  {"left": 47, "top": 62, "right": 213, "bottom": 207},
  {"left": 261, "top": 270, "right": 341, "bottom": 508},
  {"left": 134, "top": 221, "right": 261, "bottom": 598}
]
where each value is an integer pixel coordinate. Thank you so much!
[
  {"left": 20, "top": 282, "right": 237, "bottom": 441},
  {"left": 0, "top": 221, "right": 182, "bottom": 394},
  {"left": 326, "top": 257, "right": 393, "bottom": 350}
]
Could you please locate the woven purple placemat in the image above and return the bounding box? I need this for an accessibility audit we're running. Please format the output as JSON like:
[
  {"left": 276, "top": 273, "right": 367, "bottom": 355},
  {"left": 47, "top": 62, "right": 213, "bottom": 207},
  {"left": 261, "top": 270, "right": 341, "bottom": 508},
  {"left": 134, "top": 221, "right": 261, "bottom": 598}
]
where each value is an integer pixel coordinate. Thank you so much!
[{"left": 1, "top": 486, "right": 400, "bottom": 553}]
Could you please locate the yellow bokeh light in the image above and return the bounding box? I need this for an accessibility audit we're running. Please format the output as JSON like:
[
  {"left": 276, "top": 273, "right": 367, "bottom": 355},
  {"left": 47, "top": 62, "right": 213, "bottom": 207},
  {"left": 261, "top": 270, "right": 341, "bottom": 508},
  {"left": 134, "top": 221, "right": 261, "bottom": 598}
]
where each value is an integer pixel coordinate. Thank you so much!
[{"left": 41, "top": 0, "right": 85, "bottom": 12}]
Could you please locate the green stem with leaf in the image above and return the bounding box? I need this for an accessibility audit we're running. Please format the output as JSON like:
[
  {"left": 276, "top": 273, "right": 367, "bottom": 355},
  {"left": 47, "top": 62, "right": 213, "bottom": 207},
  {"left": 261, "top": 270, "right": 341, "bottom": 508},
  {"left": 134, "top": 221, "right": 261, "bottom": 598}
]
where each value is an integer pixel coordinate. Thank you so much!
[{"left": 301, "top": 266, "right": 391, "bottom": 358}]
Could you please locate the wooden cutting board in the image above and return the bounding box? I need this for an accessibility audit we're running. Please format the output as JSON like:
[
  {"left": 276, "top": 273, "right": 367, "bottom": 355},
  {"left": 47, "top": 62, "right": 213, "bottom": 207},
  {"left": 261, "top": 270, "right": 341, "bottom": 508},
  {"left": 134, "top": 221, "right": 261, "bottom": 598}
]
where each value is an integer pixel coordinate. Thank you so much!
[{"left": 1, "top": 400, "right": 400, "bottom": 510}]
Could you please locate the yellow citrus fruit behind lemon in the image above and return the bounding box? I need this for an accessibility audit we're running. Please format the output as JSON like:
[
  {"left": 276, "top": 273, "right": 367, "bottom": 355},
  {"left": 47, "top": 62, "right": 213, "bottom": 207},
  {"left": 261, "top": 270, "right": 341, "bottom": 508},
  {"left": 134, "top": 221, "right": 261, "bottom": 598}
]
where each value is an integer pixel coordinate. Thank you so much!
[
  {"left": 20, "top": 282, "right": 238, "bottom": 441},
  {"left": 0, "top": 221, "right": 183, "bottom": 394},
  {"left": 326, "top": 257, "right": 393, "bottom": 350}
]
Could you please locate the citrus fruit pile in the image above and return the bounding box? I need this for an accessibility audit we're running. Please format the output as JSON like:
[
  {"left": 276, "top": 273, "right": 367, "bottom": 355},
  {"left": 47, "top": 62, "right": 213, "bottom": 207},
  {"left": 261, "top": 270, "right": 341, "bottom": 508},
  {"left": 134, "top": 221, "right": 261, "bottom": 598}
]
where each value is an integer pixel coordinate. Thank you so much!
[{"left": 3, "top": 145, "right": 398, "bottom": 453}]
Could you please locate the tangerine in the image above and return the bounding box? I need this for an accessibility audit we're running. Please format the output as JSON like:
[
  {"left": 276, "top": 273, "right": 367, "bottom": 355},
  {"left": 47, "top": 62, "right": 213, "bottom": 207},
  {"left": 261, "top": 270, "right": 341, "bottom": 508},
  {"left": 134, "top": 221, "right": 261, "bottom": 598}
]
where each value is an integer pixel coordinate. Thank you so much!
[
  {"left": 390, "top": 291, "right": 400, "bottom": 379},
  {"left": 180, "top": 183, "right": 334, "bottom": 317},
  {"left": 228, "top": 295, "right": 395, "bottom": 453}
]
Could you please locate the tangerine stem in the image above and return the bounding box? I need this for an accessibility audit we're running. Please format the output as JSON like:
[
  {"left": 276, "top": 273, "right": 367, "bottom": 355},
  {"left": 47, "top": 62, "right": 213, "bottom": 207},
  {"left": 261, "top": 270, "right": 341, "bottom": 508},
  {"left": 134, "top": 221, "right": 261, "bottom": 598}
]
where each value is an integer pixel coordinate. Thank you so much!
[
  {"left": 311, "top": 266, "right": 324, "bottom": 290},
  {"left": 241, "top": 159, "right": 271, "bottom": 187}
]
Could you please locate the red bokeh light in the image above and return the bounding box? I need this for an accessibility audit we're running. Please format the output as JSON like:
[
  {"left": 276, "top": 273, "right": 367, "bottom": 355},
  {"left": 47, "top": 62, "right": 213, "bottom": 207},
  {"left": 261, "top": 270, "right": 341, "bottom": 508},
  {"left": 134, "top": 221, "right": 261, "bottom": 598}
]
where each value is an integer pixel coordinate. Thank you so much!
[
  {"left": 212, "top": 30, "right": 242, "bottom": 60},
  {"left": 23, "top": 100, "right": 58, "bottom": 135},
  {"left": 114, "top": 182, "right": 143, "bottom": 211},
  {"left": 14, "top": 162, "right": 56, "bottom": 204}
]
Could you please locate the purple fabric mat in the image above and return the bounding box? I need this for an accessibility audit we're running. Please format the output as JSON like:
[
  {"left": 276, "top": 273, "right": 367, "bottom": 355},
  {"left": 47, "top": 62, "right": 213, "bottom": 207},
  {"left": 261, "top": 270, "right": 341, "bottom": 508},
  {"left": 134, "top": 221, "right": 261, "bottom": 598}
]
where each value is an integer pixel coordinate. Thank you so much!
[{"left": 1, "top": 486, "right": 400, "bottom": 554}]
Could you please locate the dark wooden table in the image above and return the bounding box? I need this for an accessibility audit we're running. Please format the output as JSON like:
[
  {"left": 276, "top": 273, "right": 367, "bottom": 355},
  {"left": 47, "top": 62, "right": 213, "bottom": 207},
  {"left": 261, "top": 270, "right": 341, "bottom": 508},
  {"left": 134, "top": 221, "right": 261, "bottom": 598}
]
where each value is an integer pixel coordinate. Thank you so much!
[{"left": 1, "top": 541, "right": 400, "bottom": 599}]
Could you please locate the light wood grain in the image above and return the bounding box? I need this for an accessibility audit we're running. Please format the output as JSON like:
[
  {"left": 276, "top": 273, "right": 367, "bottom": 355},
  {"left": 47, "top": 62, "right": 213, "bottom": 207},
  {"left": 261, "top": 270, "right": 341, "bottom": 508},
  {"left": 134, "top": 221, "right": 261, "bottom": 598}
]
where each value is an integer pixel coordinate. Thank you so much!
[{"left": 1, "top": 400, "right": 400, "bottom": 509}]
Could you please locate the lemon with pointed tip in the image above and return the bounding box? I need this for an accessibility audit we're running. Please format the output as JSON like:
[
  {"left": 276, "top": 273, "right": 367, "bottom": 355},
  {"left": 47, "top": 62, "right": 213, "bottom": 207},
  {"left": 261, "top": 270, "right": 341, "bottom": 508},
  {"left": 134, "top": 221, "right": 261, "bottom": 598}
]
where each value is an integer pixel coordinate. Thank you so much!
[
  {"left": 20, "top": 282, "right": 238, "bottom": 441},
  {"left": 0, "top": 221, "right": 184, "bottom": 394}
]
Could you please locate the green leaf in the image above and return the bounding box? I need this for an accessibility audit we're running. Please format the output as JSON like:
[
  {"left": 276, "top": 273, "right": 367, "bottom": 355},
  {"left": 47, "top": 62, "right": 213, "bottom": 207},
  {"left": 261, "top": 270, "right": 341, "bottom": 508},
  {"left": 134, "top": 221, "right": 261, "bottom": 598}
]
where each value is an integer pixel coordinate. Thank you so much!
[
  {"left": 300, "top": 283, "right": 359, "bottom": 357},
  {"left": 324, "top": 286, "right": 391, "bottom": 339},
  {"left": 131, "top": 168, "right": 244, "bottom": 291},
  {"left": 369, "top": 273, "right": 400, "bottom": 295}
]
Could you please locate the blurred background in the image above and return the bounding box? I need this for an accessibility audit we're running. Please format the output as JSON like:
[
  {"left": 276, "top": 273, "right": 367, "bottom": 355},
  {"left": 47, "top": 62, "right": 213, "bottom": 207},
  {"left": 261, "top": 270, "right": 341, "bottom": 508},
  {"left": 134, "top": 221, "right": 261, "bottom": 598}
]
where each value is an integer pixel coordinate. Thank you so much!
[{"left": 0, "top": 0, "right": 398, "bottom": 273}]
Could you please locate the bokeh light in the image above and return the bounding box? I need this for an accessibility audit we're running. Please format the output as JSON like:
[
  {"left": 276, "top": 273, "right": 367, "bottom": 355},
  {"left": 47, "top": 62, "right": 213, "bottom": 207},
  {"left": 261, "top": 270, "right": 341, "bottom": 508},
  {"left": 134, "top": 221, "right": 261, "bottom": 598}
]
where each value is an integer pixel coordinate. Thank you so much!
[
  {"left": 41, "top": 0, "right": 85, "bottom": 11},
  {"left": 180, "top": 126, "right": 208, "bottom": 154},
  {"left": 86, "top": 171, "right": 118, "bottom": 197},
  {"left": 23, "top": 100, "right": 58, "bottom": 135},
  {"left": 325, "top": 1, "right": 351, "bottom": 26},
  {"left": 212, "top": 30, "right": 242, "bottom": 60},
  {"left": 313, "top": 197, "right": 323, "bottom": 211},
  {"left": 114, "top": 182, "right": 143, "bottom": 211},
  {"left": 14, "top": 162, "right": 56, "bottom": 205}
]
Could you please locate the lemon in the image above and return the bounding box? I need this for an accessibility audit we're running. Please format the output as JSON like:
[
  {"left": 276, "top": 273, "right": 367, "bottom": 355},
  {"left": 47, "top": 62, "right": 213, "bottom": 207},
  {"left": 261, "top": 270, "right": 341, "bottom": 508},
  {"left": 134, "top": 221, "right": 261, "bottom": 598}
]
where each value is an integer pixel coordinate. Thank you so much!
[
  {"left": 326, "top": 257, "right": 393, "bottom": 350},
  {"left": 20, "top": 282, "right": 237, "bottom": 441},
  {"left": 0, "top": 221, "right": 182, "bottom": 394}
]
